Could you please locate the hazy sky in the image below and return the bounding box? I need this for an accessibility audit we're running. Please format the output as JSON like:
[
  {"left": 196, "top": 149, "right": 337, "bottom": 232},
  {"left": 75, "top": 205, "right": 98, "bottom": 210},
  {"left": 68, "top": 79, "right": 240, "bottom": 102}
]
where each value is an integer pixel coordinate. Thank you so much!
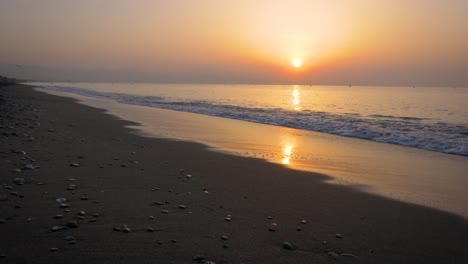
[{"left": 0, "top": 0, "right": 467, "bottom": 86}]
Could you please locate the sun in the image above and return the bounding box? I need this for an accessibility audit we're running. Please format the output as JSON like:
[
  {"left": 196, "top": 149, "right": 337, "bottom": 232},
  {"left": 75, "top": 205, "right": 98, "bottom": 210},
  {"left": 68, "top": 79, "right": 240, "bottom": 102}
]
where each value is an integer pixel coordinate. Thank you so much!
[{"left": 292, "top": 58, "right": 302, "bottom": 68}]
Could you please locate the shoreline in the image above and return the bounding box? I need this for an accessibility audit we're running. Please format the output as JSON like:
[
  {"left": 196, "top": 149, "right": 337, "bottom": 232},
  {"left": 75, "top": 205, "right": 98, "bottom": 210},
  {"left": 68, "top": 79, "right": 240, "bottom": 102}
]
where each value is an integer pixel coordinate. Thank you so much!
[
  {"left": 1, "top": 84, "right": 468, "bottom": 263},
  {"left": 39, "top": 86, "right": 468, "bottom": 218}
]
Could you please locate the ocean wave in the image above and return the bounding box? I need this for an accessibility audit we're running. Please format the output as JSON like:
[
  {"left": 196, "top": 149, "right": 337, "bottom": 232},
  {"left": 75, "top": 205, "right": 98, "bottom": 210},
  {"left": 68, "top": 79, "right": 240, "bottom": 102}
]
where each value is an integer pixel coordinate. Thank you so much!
[{"left": 42, "top": 85, "right": 468, "bottom": 156}]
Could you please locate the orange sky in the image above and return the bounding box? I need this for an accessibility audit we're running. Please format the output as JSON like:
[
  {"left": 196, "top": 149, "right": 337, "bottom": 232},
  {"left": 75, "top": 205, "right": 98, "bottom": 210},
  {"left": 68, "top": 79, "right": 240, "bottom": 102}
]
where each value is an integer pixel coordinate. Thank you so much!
[{"left": 0, "top": 0, "right": 467, "bottom": 85}]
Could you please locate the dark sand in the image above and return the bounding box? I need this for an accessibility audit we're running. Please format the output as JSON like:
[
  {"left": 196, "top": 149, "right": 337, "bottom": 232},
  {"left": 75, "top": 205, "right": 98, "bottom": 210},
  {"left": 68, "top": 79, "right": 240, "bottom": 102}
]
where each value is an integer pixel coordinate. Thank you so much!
[{"left": 1, "top": 84, "right": 467, "bottom": 263}]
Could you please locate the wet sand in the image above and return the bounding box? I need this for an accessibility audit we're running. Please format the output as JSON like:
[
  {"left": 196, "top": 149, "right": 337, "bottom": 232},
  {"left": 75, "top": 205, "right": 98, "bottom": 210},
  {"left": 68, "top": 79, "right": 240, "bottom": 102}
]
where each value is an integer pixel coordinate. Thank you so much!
[{"left": 1, "top": 84, "right": 467, "bottom": 263}]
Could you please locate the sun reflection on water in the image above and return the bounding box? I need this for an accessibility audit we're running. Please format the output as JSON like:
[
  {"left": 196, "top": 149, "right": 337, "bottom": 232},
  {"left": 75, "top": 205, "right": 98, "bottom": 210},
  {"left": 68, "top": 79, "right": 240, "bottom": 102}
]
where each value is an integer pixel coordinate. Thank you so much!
[
  {"left": 282, "top": 143, "right": 294, "bottom": 165},
  {"left": 292, "top": 85, "right": 301, "bottom": 111}
]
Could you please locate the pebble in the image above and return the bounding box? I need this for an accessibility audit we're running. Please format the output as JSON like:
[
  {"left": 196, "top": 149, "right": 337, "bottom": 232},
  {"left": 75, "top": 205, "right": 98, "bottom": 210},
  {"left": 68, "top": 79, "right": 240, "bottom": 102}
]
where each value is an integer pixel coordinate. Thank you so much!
[
  {"left": 66, "top": 221, "right": 79, "bottom": 228},
  {"left": 13, "top": 177, "right": 25, "bottom": 185},
  {"left": 80, "top": 196, "right": 88, "bottom": 200},
  {"left": 69, "top": 163, "right": 79, "bottom": 167},
  {"left": 221, "top": 235, "right": 229, "bottom": 240},
  {"left": 121, "top": 225, "right": 131, "bottom": 233},
  {"left": 113, "top": 227, "right": 121, "bottom": 232},
  {"left": 0, "top": 195, "right": 8, "bottom": 201},
  {"left": 54, "top": 214, "right": 64, "bottom": 219},
  {"left": 60, "top": 203, "right": 70, "bottom": 208},
  {"left": 267, "top": 216, "right": 273, "bottom": 219},
  {"left": 148, "top": 216, "right": 154, "bottom": 220},
  {"left": 146, "top": 227, "right": 154, "bottom": 232},
  {"left": 23, "top": 164, "right": 35, "bottom": 170},
  {"left": 153, "top": 201, "right": 164, "bottom": 206},
  {"left": 50, "top": 248, "right": 58, "bottom": 252},
  {"left": 56, "top": 198, "right": 67, "bottom": 203},
  {"left": 67, "top": 184, "right": 76, "bottom": 190},
  {"left": 336, "top": 234, "right": 343, "bottom": 239},
  {"left": 300, "top": 220, "right": 307, "bottom": 224},
  {"left": 178, "top": 205, "right": 186, "bottom": 209},
  {"left": 0, "top": 253, "right": 5, "bottom": 258},
  {"left": 161, "top": 210, "right": 169, "bottom": 214},
  {"left": 269, "top": 223, "right": 278, "bottom": 232},
  {"left": 0, "top": 218, "right": 6, "bottom": 224},
  {"left": 193, "top": 255, "right": 205, "bottom": 262},
  {"left": 328, "top": 252, "right": 340, "bottom": 259},
  {"left": 340, "top": 253, "right": 357, "bottom": 258},
  {"left": 51, "top": 226, "right": 64, "bottom": 232},
  {"left": 282, "top": 242, "right": 296, "bottom": 250},
  {"left": 64, "top": 235, "right": 76, "bottom": 241},
  {"left": 78, "top": 211, "right": 86, "bottom": 216}
]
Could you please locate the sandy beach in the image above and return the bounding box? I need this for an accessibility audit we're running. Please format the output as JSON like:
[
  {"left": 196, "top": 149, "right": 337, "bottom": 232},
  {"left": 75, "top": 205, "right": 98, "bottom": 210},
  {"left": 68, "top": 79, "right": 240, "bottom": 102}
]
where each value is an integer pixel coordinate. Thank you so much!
[{"left": 1, "top": 84, "right": 468, "bottom": 263}]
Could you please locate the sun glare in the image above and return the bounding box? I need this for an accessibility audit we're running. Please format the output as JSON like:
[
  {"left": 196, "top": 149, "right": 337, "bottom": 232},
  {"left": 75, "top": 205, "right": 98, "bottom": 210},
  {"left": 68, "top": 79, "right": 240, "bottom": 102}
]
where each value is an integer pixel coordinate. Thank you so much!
[{"left": 292, "top": 58, "right": 302, "bottom": 68}]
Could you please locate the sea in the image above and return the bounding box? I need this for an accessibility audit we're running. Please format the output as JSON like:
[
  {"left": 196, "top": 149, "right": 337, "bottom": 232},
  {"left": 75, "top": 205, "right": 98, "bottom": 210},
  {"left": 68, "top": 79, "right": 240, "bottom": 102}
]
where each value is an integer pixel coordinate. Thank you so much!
[{"left": 31, "top": 82, "right": 468, "bottom": 156}]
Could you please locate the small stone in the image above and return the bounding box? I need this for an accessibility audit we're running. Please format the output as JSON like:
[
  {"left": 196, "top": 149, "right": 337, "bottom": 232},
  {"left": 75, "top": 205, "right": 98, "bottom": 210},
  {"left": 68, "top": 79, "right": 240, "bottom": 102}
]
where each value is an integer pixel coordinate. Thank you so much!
[
  {"left": 221, "top": 235, "right": 228, "bottom": 240},
  {"left": 76, "top": 215, "right": 85, "bottom": 220},
  {"left": 161, "top": 210, "right": 169, "bottom": 214},
  {"left": 78, "top": 211, "right": 86, "bottom": 216},
  {"left": 92, "top": 213, "right": 100, "bottom": 218},
  {"left": 69, "top": 163, "right": 79, "bottom": 167},
  {"left": 328, "top": 252, "right": 340, "bottom": 259},
  {"left": 296, "top": 227, "right": 302, "bottom": 231},
  {"left": 300, "top": 220, "right": 307, "bottom": 224},
  {"left": 51, "top": 226, "right": 63, "bottom": 232},
  {"left": 64, "top": 235, "right": 75, "bottom": 241},
  {"left": 60, "top": 203, "right": 70, "bottom": 208},
  {"left": 222, "top": 245, "right": 229, "bottom": 249},
  {"left": 178, "top": 205, "right": 186, "bottom": 209},
  {"left": 269, "top": 223, "right": 278, "bottom": 232},
  {"left": 13, "top": 177, "right": 25, "bottom": 185},
  {"left": 148, "top": 216, "right": 154, "bottom": 220},
  {"left": 335, "top": 234, "right": 343, "bottom": 239},
  {"left": 185, "top": 174, "right": 192, "bottom": 178},
  {"left": 50, "top": 247, "right": 59, "bottom": 252},
  {"left": 66, "top": 221, "right": 79, "bottom": 228},
  {"left": 56, "top": 198, "right": 67, "bottom": 203},
  {"left": 267, "top": 216, "right": 273, "bottom": 220},
  {"left": 0, "top": 195, "right": 8, "bottom": 202},
  {"left": 23, "top": 164, "right": 35, "bottom": 170},
  {"left": 80, "top": 196, "right": 88, "bottom": 200},
  {"left": 121, "top": 225, "right": 131, "bottom": 233},
  {"left": 146, "top": 227, "right": 154, "bottom": 232},
  {"left": 0, "top": 218, "right": 6, "bottom": 224},
  {"left": 153, "top": 201, "right": 164, "bottom": 206},
  {"left": 0, "top": 253, "right": 5, "bottom": 258},
  {"left": 340, "top": 253, "right": 357, "bottom": 258},
  {"left": 67, "top": 184, "right": 76, "bottom": 190},
  {"left": 68, "top": 240, "right": 77, "bottom": 245},
  {"left": 88, "top": 217, "right": 97, "bottom": 223},
  {"left": 282, "top": 242, "right": 296, "bottom": 250},
  {"left": 113, "top": 227, "right": 121, "bottom": 231},
  {"left": 193, "top": 255, "right": 205, "bottom": 262},
  {"left": 170, "top": 239, "right": 177, "bottom": 243},
  {"left": 10, "top": 192, "right": 18, "bottom": 196},
  {"left": 54, "top": 214, "right": 64, "bottom": 219}
]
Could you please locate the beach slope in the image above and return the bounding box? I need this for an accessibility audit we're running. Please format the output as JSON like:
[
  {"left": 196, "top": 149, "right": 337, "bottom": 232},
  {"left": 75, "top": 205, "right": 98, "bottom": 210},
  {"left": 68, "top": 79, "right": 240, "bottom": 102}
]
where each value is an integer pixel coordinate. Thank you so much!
[{"left": 1, "top": 84, "right": 467, "bottom": 263}]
